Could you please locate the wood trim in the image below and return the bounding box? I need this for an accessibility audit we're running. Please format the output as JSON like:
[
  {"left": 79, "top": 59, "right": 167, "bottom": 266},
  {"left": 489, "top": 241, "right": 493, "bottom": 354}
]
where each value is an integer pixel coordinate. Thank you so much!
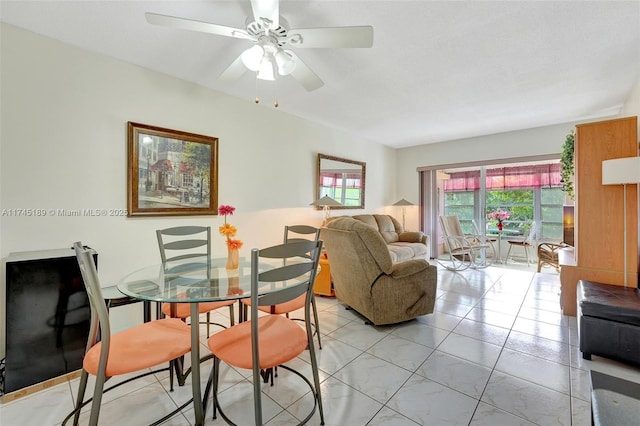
[{"left": 1, "top": 370, "right": 81, "bottom": 403}]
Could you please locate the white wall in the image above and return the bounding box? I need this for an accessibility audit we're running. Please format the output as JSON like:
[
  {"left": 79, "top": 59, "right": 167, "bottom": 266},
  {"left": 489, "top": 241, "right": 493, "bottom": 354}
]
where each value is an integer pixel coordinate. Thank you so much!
[
  {"left": 395, "top": 122, "right": 574, "bottom": 229},
  {"left": 0, "top": 24, "right": 395, "bottom": 352}
]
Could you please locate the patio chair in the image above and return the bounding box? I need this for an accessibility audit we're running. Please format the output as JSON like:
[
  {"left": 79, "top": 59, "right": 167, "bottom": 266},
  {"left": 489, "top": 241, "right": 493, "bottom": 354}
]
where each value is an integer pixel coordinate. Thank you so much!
[
  {"left": 505, "top": 221, "right": 539, "bottom": 265},
  {"left": 439, "top": 215, "right": 496, "bottom": 271}
]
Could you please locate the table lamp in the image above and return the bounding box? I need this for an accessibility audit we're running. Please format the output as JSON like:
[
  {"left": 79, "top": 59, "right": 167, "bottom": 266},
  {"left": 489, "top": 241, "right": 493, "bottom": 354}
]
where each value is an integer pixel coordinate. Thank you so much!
[
  {"left": 392, "top": 198, "right": 415, "bottom": 229},
  {"left": 602, "top": 156, "right": 640, "bottom": 287},
  {"left": 310, "top": 195, "right": 342, "bottom": 225}
]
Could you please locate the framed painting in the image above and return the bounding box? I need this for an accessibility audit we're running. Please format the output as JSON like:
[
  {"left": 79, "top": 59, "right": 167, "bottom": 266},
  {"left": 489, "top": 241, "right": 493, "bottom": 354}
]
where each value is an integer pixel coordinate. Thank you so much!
[{"left": 127, "top": 122, "right": 218, "bottom": 217}]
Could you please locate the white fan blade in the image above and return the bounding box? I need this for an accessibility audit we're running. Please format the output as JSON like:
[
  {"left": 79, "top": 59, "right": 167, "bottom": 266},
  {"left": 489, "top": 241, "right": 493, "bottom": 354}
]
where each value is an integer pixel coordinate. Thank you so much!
[
  {"left": 218, "top": 55, "right": 248, "bottom": 82},
  {"left": 250, "top": 0, "right": 279, "bottom": 29},
  {"left": 288, "top": 52, "right": 324, "bottom": 92},
  {"left": 145, "top": 12, "right": 252, "bottom": 40},
  {"left": 287, "top": 26, "right": 374, "bottom": 48}
]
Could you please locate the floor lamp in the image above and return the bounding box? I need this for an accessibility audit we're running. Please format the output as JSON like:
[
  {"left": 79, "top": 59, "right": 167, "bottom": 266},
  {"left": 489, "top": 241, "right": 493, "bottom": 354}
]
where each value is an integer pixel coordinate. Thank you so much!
[
  {"left": 393, "top": 198, "right": 415, "bottom": 229},
  {"left": 310, "top": 195, "right": 342, "bottom": 226},
  {"left": 602, "top": 157, "right": 640, "bottom": 287}
]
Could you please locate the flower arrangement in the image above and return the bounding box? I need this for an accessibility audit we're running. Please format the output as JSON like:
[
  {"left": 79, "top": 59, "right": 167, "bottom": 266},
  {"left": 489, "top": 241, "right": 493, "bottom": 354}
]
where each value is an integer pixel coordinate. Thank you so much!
[
  {"left": 218, "top": 205, "right": 243, "bottom": 268},
  {"left": 488, "top": 208, "right": 510, "bottom": 230}
]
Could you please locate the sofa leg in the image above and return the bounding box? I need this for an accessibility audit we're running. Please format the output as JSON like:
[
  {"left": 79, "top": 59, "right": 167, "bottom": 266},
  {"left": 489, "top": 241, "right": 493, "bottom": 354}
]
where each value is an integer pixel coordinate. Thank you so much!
[{"left": 582, "top": 352, "right": 592, "bottom": 360}]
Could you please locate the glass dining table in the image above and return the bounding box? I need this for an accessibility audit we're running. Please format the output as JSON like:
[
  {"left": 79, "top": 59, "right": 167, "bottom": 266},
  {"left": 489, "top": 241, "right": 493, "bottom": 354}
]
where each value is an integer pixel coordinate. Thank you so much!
[{"left": 117, "top": 255, "right": 305, "bottom": 426}]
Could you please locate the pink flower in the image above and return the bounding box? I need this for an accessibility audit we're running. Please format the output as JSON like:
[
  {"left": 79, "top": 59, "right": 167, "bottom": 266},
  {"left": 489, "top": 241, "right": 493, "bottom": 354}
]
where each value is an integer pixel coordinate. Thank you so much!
[
  {"left": 488, "top": 209, "right": 510, "bottom": 221},
  {"left": 218, "top": 205, "right": 235, "bottom": 216},
  {"left": 218, "top": 204, "right": 242, "bottom": 250}
]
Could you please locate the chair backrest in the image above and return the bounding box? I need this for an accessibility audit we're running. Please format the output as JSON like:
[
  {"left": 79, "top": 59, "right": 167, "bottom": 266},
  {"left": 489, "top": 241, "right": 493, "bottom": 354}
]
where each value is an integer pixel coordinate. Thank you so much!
[
  {"left": 471, "top": 220, "right": 481, "bottom": 235},
  {"left": 284, "top": 225, "right": 320, "bottom": 263},
  {"left": 156, "top": 226, "right": 211, "bottom": 262},
  {"left": 439, "top": 215, "right": 464, "bottom": 238},
  {"left": 524, "top": 221, "right": 539, "bottom": 244},
  {"left": 248, "top": 239, "right": 323, "bottom": 420},
  {"left": 283, "top": 225, "right": 320, "bottom": 244},
  {"left": 439, "top": 215, "right": 468, "bottom": 252},
  {"left": 73, "top": 242, "right": 110, "bottom": 364}
]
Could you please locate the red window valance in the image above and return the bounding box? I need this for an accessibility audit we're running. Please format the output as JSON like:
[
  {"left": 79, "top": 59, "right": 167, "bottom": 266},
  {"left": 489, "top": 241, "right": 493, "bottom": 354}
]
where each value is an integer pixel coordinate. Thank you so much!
[{"left": 444, "top": 164, "right": 562, "bottom": 191}]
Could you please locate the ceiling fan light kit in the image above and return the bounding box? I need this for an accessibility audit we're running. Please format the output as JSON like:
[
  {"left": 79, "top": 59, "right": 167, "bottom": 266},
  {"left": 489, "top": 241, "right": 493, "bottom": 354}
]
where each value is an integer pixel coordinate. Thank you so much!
[{"left": 145, "top": 0, "right": 373, "bottom": 93}]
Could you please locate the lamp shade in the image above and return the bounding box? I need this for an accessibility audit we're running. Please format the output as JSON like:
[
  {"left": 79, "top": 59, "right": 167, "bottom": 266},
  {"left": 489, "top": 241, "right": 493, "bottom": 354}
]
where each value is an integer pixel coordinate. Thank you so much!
[
  {"left": 275, "top": 49, "right": 296, "bottom": 75},
  {"left": 392, "top": 198, "right": 415, "bottom": 206},
  {"left": 310, "top": 195, "right": 342, "bottom": 207},
  {"left": 241, "top": 45, "right": 264, "bottom": 71},
  {"left": 602, "top": 157, "right": 640, "bottom": 185}
]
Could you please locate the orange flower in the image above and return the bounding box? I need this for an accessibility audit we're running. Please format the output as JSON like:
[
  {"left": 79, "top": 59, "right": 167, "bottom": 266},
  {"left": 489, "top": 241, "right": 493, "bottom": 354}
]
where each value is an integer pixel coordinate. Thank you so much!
[
  {"left": 219, "top": 223, "right": 237, "bottom": 238},
  {"left": 226, "top": 239, "right": 243, "bottom": 249}
]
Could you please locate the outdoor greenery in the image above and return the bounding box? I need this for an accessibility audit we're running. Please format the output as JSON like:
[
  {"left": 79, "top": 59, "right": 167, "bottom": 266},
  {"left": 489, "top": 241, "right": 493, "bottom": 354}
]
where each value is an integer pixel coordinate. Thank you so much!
[
  {"left": 561, "top": 131, "right": 575, "bottom": 199},
  {"left": 182, "top": 141, "right": 211, "bottom": 203},
  {"left": 444, "top": 188, "right": 565, "bottom": 239}
]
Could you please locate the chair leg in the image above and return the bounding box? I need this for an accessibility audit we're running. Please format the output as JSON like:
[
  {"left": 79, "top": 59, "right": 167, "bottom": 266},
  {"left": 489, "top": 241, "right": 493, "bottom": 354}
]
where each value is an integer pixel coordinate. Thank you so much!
[
  {"left": 211, "top": 357, "right": 221, "bottom": 420},
  {"left": 72, "top": 369, "right": 89, "bottom": 425},
  {"left": 505, "top": 245, "right": 513, "bottom": 264},
  {"left": 169, "top": 360, "right": 175, "bottom": 391},
  {"left": 252, "top": 357, "right": 263, "bottom": 426},
  {"left": 206, "top": 312, "right": 211, "bottom": 337},
  {"left": 311, "top": 295, "right": 322, "bottom": 349},
  {"left": 228, "top": 304, "right": 235, "bottom": 326},
  {"left": 89, "top": 370, "right": 107, "bottom": 426},
  {"left": 308, "top": 333, "right": 325, "bottom": 425}
]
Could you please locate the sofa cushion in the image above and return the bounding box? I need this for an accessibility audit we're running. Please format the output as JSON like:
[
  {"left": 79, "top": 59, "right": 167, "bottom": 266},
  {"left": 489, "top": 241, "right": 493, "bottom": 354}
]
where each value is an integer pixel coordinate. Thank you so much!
[
  {"left": 374, "top": 215, "right": 400, "bottom": 244},
  {"left": 352, "top": 214, "right": 378, "bottom": 229},
  {"left": 388, "top": 242, "right": 428, "bottom": 263}
]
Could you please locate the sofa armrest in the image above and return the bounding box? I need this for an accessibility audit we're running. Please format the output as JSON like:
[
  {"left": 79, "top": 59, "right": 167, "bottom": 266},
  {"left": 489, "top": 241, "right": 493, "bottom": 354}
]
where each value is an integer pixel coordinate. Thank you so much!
[
  {"left": 399, "top": 231, "right": 427, "bottom": 245},
  {"left": 389, "top": 259, "right": 430, "bottom": 278}
]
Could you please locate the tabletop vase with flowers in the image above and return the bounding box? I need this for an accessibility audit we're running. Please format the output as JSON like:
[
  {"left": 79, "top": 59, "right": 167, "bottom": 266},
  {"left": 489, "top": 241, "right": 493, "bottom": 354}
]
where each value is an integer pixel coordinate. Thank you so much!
[
  {"left": 218, "top": 204, "right": 243, "bottom": 270},
  {"left": 488, "top": 208, "right": 510, "bottom": 231}
]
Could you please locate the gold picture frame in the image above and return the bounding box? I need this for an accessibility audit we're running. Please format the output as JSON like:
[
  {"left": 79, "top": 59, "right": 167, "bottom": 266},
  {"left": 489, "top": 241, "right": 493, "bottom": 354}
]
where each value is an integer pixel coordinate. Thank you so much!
[{"left": 127, "top": 122, "right": 218, "bottom": 217}]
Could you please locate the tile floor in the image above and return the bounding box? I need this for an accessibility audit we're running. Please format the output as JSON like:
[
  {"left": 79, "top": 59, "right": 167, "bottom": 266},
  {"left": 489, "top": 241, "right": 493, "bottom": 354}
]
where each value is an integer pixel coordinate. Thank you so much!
[{"left": 3, "top": 262, "right": 640, "bottom": 425}]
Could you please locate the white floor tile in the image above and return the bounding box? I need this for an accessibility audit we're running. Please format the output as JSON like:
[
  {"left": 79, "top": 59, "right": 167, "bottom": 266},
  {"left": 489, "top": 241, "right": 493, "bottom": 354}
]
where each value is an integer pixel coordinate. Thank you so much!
[
  {"left": 481, "top": 370, "right": 572, "bottom": 426},
  {"left": 416, "top": 350, "right": 492, "bottom": 399},
  {"left": 386, "top": 374, "right": 478, "bottom": 425},
  {"left": 494, "top": 348, "right": 570, "bottom": 394},
  {"left": 366, "top": 334, "right": 434, "bottom": 372},
  {"left": 332, "top": 352, "right": 411, "bottom": 404},
  {"left": 470, "top": 402, "right": 536, "bottom": 426},
  {"left": 437, "top": 332, "right": 503, "bottom": 368},
  {"left": 8, "top": 265, "right": 640, "bottom": 426}
]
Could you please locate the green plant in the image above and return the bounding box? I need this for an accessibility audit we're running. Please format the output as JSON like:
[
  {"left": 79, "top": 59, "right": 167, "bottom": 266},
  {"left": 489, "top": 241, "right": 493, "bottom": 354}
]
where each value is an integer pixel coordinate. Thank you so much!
[{"left": 560, "top": 131, "right": 575, "bottom": 199}]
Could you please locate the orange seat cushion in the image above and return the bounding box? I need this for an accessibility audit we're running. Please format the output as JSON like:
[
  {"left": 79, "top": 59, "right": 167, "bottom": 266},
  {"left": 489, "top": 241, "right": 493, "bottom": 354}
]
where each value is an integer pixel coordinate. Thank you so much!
[
  {"left": 207, "top": 315, "right": 307, "bottom": 370},
  {"left": 83, "top": 318, "right": 191, "bottom": 377},
  {"left": 162, "top": 299, "right": 235, "bottom": 318},
  {"left": 242, "top": 294, "right": 306, "bottom": 315}
]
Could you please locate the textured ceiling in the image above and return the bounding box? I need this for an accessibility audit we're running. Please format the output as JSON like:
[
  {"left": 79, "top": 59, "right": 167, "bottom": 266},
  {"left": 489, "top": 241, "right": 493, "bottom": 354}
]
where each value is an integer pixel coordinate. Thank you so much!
[{"left": 1, "top": 1, "right": 639, "bottom": 148}]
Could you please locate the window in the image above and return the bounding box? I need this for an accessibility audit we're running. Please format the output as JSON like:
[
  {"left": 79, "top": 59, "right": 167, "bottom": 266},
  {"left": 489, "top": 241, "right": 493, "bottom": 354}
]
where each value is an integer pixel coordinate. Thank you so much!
[
  {"left": 443, "top": 163, "right": 564, "bottom": 240},
  {"left": 486, "top": 189, "right": 534, "bottom": 235},
  {"left": 444, "top": 191, "right": 475, "bottom": 234},
  {"left": 182, "top": 173, "right": 193, "bottom": 188},
  {"left": 319, "top": 172, "right": 362, "bottom": 207}
]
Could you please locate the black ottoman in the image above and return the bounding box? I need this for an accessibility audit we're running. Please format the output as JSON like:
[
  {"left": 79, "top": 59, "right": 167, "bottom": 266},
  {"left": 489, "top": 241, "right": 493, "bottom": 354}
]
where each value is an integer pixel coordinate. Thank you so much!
[{"left": 577, "top": 280, "right": 640, "bottom": 366}]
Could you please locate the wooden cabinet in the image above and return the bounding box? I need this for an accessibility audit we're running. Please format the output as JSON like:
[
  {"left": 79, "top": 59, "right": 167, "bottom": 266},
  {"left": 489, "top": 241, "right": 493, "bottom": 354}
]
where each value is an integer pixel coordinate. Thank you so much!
[
  {"left": 559, "top": 116, "right": 639, "bottom": 316},
  {"left": 314, "top": 257, "right": 335, "bottom": 296}
]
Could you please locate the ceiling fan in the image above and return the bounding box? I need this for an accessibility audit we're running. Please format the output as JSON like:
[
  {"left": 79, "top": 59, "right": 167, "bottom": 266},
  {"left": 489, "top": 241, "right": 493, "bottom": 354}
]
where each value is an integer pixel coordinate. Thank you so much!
[{"left": 145, "top": 0, "right": 373, "bottom": 92}]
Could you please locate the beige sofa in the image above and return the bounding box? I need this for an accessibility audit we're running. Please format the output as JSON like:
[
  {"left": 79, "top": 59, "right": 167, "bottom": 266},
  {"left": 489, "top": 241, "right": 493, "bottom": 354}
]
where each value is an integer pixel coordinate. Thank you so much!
[
  {"left": 321, "top": 216, "right": 437, "bottom": 325},
  {"left": 350, "top": 214, "right": 430, "bottom": 262}
]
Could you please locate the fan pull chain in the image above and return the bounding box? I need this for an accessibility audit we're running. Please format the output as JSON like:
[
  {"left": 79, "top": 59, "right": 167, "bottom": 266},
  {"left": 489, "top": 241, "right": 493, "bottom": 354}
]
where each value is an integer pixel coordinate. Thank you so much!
[
  {"left": 273, "top": 77, "right": 279, "bottom": 108},
  {"left": 254, "top": 73, "right": 260, "bottom": 104},
  {"left": 253, "top": 74, "right": 279, "bottom": 108}
]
